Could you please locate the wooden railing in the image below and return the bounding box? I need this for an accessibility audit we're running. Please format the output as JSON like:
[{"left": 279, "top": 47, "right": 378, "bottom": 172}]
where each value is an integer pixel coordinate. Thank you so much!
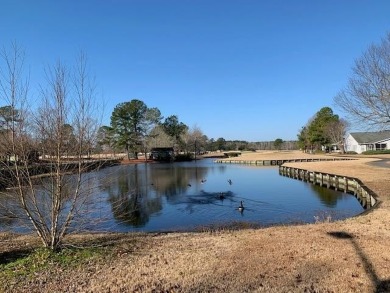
[
  {"left": 215, "top": 158, "right": 354, "bottom": 166},
  {"left": 279, "top": 165, "right": 377, "bottom": 210}
]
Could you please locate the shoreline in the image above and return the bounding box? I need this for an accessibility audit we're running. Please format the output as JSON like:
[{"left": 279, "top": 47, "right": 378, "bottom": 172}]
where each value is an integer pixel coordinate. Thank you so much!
[{"left": 2, "top": 150, "right": 390, "bottom": 292}]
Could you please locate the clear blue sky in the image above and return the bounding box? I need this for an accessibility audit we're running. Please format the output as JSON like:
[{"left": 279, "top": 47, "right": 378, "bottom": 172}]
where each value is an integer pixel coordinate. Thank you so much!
[{"left": 1, "top": 0, "right": 390, "bottom": 141}]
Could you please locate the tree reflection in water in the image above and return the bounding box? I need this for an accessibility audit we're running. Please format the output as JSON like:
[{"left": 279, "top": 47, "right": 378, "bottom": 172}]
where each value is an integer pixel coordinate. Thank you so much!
[
  {"left": 102, "top": 164, "right": 162, "bottom": 227},
  {"left": 149, "top": 165, "right": 209, "bottom": 199},
  {"left": 100, "top": 162, "right": 211, "bottom": 227}
]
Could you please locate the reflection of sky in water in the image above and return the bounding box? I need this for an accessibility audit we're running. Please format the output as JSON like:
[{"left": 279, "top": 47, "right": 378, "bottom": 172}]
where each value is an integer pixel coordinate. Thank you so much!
[{"left": 0, "top": 158, "right": 365, "bottom": 233}]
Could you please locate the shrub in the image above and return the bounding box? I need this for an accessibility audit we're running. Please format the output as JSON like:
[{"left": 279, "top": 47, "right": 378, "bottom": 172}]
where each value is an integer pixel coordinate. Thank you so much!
[
  {"left": 224, "top": 151, "right": 241, "bottom": 157},
  {"left": 362, "top": 150, "right": 390, "bottom": 155},
  {"left": 174, "top": 153, "right": 193, "bottom": 162}
]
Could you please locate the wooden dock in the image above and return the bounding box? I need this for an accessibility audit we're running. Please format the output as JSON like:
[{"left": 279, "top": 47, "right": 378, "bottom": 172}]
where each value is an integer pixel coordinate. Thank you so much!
[
  {"left": 214, "top": 158, "right": 354, "bottom": 166},
  {"left": 279, "top": 165, "right": 377, "bottom": 209}
]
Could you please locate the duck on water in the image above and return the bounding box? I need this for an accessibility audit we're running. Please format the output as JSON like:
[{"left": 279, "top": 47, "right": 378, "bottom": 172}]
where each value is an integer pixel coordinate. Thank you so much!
[{"left": 238, "top": 201, "right": 244, "bottom": 212}]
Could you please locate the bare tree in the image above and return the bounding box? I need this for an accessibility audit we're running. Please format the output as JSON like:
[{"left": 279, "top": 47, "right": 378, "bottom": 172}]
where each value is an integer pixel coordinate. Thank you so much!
[
  {"left": 0, "top": 45, "right": 102, "bottom": 250},
  {"left": 334, "top": 32, "right": 390, "bottom": 129},
  {"left": 0, "top": 42, "right": 29, "bottom": 164},
  {"left": 324, "top": 118, "right": 349, "bottom": 153},
  {"left": 72, "top": 52, "right": 100, "bottom": 159},
  {"left": 146, "top": 125, "right": 172, "bottom": 149},
  {"left": 185, "top": 125, "right": 207, "bottom": 159}
]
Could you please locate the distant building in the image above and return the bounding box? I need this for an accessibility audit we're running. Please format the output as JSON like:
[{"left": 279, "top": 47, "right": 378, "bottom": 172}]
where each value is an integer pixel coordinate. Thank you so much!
[
  {"left": 345, "top": 131, "right": 390, "bottom": 153},
  {"left": 149, "top": 147, "right": 174, "bottom": 161}
]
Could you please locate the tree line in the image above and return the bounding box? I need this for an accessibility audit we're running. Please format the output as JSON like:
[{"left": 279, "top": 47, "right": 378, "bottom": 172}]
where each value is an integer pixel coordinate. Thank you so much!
[
  {"left": 98, "top": 101, "right": 300, "bottom": 159},
  {"left": 97, "top": 99, "right": 207, "bottom": 160},
  {"left": 97, "top": 101, "right": 300, "bottom": 158}
]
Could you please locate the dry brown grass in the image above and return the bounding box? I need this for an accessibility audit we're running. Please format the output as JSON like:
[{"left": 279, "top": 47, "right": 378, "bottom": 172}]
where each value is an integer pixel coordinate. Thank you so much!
[{"left": 2, "top": 151, "right": 390, "bottom": 292}]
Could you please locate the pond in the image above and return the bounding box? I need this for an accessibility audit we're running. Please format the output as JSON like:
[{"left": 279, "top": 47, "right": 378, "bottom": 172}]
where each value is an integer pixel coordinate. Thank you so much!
[{"left": 0, "top": 159, "right": 364, "bottom": 233}]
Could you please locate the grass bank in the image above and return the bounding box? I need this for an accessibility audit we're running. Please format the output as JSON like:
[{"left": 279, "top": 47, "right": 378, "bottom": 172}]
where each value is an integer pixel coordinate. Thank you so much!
[{"left": 1, "top": 151, "right": 390, "bottom": 292}]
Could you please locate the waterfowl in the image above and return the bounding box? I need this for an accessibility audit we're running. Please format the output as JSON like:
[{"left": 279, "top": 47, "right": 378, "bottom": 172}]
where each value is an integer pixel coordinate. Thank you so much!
[
  {"left": 187, "top": 183, "right": 192, "bottom": 187},
  {"left": 238, "top": 201, "right": 244, "bottom": 211},
  {"left": 228, "top": 179, "right": 232, "bottom": 185},
  {"left": 201, "top": 179, "right": 207, "bottom": 184}
]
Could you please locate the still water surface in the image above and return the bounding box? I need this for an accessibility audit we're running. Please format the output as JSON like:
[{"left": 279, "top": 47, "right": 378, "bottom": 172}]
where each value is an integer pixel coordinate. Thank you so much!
[
  {"left": 83, "top": 158, "right": 364, "bottom": 232},
  {"left": 0, "top": 159, "right": 364, "bottom": 233}
]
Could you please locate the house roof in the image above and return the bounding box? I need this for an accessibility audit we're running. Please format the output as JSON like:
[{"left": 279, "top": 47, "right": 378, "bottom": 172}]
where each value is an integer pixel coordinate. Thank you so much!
[
  {"left": 150, "top": 147, "right": 174, "bottom": 152},
  {"left": 350, "top": 131, "right": 390, "bottom": 144}
]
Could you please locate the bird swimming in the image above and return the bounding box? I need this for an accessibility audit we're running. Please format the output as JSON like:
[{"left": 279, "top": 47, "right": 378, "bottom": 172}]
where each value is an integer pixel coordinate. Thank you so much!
[{"left": 238, "top": 201, "right": 244, "bottom": 212}]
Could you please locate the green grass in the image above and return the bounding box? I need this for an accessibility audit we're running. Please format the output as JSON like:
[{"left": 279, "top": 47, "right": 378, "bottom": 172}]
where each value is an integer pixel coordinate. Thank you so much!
[
  {"left": 195, "top": 220, "right": 264, "bottom": 232},
  {"left": 362, "top": 150, "right": 390, "bottom": 155},
  {"left": 0, "top": 246, "right": 107, "bottom": 287}
]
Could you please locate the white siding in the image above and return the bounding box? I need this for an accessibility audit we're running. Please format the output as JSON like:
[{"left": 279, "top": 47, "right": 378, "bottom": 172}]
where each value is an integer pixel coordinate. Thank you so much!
[
  {"left": 345, "top": 134, "right": 390, "bottom": 154},
  {"left": 345, "top": 134, "right": 360, "bottom": 153}
]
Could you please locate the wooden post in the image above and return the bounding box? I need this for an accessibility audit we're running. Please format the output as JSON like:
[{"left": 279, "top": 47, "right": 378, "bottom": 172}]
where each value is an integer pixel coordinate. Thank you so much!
[
  {"left": 334, "top": 176, "right": 339, "bottom": 191},
  {"left": 344, "top": 177, "right": 348, "bottom": 193}
]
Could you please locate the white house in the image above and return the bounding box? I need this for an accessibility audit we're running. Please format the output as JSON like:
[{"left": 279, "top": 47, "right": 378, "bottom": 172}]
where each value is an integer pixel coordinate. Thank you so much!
[{"left": 344, "top": 131, "right": 390, "bottom": 154}]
